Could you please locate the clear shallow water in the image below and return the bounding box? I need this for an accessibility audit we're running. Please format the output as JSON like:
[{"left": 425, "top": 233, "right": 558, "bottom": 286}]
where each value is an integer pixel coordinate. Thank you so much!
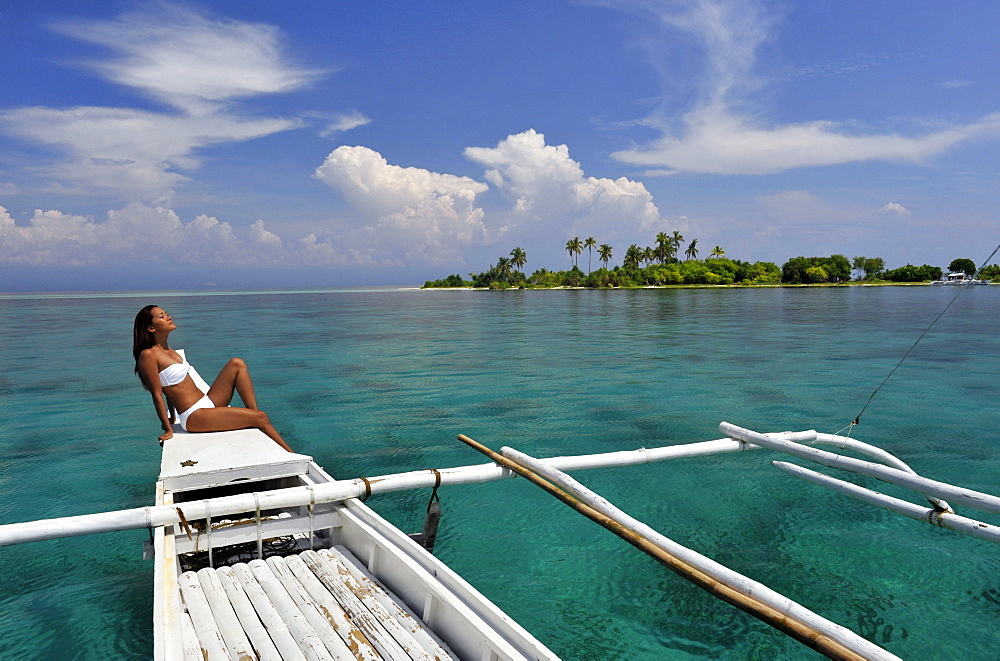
[{"left": 1, "top": 285, "right": 998, "bottom": 659}]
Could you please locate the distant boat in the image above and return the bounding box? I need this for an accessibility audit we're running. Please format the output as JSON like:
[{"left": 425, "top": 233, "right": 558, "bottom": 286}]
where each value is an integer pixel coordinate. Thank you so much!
[{"left": 931, "top": 272, "right": 990, "bottom": 285}]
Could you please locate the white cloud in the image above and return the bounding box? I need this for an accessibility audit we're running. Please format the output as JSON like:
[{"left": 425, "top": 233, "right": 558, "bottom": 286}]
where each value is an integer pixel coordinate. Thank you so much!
[
  {"left": 616, "top": 106, "right": 1000, "bottom": 175},
  {"left": 465, "top": 129, "right": 664, "bottom": 233},
  {"left": 0, "top": 5, "right": 315, "bottom": 202},
  {"left": 313, "top": 146, "right": 490, "bottom": 265},
  {"left": 51, "top": 5, "right": 322, "bottom": 114},
  {"left": 940, "top": 79, "right": 975, "bottom": 90},
  {"left": 2, "top": 131, "right": 672, "bottom": 270},
  {"left": 0, "top": 203, "right": 280, "bottom": 266},
  {"left": 607, "top": 0, "right": 1000, "bottom": 175},
  {"left": 880, "top": 202, "right": 911, "bottom": 216},
  {"left": 2, "top": 106, "right": 299, "bottom": 202},
  {"left": 309, "top": 132, "right": 669, "bottom": 265},
  {"left": 321, "top": 111, "right": 372, "bottom": 136},
  {"left": 249, "top": 219, "right": 283, "bottom": 247}
]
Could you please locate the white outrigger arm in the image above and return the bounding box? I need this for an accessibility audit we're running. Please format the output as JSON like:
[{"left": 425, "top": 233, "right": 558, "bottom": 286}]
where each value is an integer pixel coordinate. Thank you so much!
[{"left": 0, "top": 424, "right": 997, "bottom": 547}]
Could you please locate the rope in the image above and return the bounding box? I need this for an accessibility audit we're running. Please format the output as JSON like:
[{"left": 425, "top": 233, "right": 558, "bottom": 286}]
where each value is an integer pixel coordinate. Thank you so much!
[
  {"left": 254, "top": 493, "right": 263, "bottom": 559},
  {"left": 175, "top": 507, "right": 194, "bottom": 542},
  {"left": 850, "top": 243, "right": 1000, "bottom": 427},
  {"left": 428, "top": 469, "right": 442, "bottom": 513},
  {"left": 306, "top": 485, "right": 316, "bottom": 552},
  {"left": 206, "top": 509, "right": 213, "bottom": 569}
]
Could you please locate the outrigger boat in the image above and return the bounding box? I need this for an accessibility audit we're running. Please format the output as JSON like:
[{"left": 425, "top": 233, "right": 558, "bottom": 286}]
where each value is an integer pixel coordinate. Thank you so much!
[{"left": 1, "top": 422, "right": 998, "bottom": 660}]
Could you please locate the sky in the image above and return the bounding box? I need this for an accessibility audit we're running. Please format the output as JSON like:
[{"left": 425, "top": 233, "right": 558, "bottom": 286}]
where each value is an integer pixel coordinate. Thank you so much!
[{"left": 1, "top": 0, "right": 999, "bottom": 290}]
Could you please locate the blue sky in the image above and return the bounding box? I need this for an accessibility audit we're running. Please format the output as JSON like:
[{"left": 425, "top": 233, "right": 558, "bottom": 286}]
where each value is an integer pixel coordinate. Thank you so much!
[{"left": 1, "top": 1, "right": 998, "bottom": 290}]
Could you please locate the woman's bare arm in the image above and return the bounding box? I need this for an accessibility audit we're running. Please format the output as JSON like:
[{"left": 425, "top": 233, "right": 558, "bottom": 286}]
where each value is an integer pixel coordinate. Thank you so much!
[{"left": 138, "top": 350, "right": 174, "bottom": 442}]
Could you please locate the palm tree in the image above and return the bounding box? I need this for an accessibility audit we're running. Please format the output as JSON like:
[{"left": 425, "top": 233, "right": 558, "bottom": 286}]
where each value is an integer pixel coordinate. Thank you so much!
[
  {"left": 583, "top": 237, "right": 597, "bottom": 274},
  {"left": 685, "top": 238, "right": 699, "bottom": 260},
  {"left": 510, "top": 247, "right": 527, "bottom": 270},
  {"left": 642, "top": 246, "right": 655, "bottom": 266},
  {"left": 655, "top": 232, "right": 670, "bottom": 264},
  {"left": 710, "top": 245, "right": 725, "bottom": 259},
  {"left": 624, "top": 244, "right": 642, "bottom": 269},
  {"left": 495, "top": 256, "right": 513, "bottom": 282},
  {"left": 565, "top": 237, "right": 583, "bottom": 268},
  {"left": 598, "top": 243, "right": 612, "bottom": 269},
  {"left": 670, "top": 231, "right": 684, "bottom": 262}
]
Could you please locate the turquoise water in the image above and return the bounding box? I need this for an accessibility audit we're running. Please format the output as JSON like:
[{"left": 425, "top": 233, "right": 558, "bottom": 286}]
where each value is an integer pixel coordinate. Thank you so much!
[{"left": 1, "top": 285, "right": 998, "bottom": 659}]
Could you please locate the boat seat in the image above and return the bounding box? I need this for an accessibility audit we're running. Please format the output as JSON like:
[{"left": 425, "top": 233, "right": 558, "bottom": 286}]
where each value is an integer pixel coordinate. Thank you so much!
[
  {"left": 159, "top": 428, "right": 313, "bottom": 493},
  {"left": 178, "top": 546, "right": 453, "bottom": 660}
]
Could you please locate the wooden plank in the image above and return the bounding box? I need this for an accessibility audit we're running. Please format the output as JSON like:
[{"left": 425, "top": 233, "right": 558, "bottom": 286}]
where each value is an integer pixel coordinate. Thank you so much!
[
  {"left": 332, "top": 545, "right": 452, "bottom": 660},
  {"left": 196, "top": 568, "right": 257, "bottom": 661},
  {"left": 155, "top": 482, "right": 186, "bottom": 661},
  {"left": 283, "top": 554, "right": 384, "bottom": 661},
  {"left": 247, "top": 558, "right": 335, "bottom": 661},
  {"left": 231, "top": 563, "right": 307, "bottom": 661},
  {"left": 174, "top": 510, "right": 340, "bottom": 555},
  {"left": 160, "top": 428, "right": 312, "bottom": 492},
  {"left": 302, "top": 549, "right": 433, "bottom": 661},
  {"left": 265, "top": 556, "right": 367, "bottom": 659},
  {"left": 339, "top": 500, "right": 551, "bottom": 661},
  {"left": 180, "top": 609, "right": 204, "bottom": 661},
  {"left": 215, "top": 565, "right": 283, "bottom": 661},
  {"left": 177, "top": 571, "right": 230, "bottom": 660}
]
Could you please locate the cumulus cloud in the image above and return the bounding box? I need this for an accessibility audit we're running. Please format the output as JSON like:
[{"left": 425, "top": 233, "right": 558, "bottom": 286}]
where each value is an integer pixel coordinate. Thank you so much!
[
  {"left": 0, "top": 203, "right": 282, "bottom": 267},
  {"left": 313, "top": 146, "right": 490, "bottom": 265},
  {"left": 607, "top": 0, "right": 1000, "bottom": 175},
  {"left": 880, "top": 202, "right": 911, "bottom": 216},
  {"left": 0, "top": 5, "right": 316, "bottom": 202},
  {"left": 3, "top": 131, "right": 672, "bottom": 270},
  {"left": 465, "top": 129, "right": 664, "bottom": 233},
  {"left": 306, "top": 131, "right": 668, "bottom": 265}
]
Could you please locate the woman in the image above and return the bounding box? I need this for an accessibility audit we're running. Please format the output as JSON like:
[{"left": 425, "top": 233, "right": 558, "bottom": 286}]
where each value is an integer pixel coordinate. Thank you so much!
[{"left": 133, "top": 305, "right": 292, "bottom": 452}]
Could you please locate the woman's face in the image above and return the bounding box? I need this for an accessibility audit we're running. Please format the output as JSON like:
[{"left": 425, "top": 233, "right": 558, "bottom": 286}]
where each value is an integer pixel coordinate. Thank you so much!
[{"left": 147, "top": 307, "right": 176, "bottom": 333}]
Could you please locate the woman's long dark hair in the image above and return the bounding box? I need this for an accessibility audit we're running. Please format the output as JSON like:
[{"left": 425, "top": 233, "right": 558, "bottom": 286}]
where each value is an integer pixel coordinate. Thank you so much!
[{"left": 133, "top": 304, "right": 159, "bottom": 391}]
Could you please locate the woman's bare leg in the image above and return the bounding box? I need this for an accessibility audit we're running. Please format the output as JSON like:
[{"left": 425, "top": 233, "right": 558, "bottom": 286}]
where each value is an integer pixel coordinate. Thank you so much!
[
  {"left": 207, "top": 357, "right": 259, "bottom": 409},
  {"left": 185, "top": 406, "right": 292, "bottom": 452}
]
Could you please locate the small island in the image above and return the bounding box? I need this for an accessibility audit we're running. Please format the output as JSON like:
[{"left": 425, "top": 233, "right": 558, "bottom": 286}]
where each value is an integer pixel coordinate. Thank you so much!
[{"left": 423, "top": 233, "right": 996, "bottom": 289}]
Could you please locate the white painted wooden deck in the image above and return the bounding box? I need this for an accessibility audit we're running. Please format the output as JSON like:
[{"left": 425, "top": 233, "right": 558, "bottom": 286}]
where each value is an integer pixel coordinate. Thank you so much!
[{"left": 178, "top": 546, "right": 453, "bottom": 661}]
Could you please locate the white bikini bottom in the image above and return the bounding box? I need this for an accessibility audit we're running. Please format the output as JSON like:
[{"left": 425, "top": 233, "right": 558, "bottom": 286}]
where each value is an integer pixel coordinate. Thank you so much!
[{"left": 178, "top": 394, "right": 216, "bottom": 431}]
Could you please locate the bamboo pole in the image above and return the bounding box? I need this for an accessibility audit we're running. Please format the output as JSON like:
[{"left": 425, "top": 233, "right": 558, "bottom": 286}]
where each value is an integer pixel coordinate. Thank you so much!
[
  {"left": 772, "top": 461, "right": 1000, "bottom": 544},
  {"left": 456, "top": 434, "right": 897, "bottom": 661},
  {"left": 720, "top": 422, "right": 1000, "bottom": 515}
]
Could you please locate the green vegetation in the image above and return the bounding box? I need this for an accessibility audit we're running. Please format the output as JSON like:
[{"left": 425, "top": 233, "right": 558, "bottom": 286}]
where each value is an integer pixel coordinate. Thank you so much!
[
  {"left": 781, "top": 255, "right": 851, "bottom": 284},
  {"left": 422, "top": 237, "right": 993, "bottom": 289},
  {"left": 851, "top": 256, "right": 885, "bottom": 280},
  {"left": 980, "top": 264, "right": 1000, "bottom": 281},
  {"left": 948, "top": 258, "right": 977, "bottom": 276},
  {"left": 881, "top": 264, "right": 943, "bottom": 282}
]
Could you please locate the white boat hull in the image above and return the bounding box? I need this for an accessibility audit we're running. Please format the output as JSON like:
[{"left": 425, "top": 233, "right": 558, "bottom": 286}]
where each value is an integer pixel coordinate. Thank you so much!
[{"left": 153, "top": 429, "right": 557, "bottom": 660}]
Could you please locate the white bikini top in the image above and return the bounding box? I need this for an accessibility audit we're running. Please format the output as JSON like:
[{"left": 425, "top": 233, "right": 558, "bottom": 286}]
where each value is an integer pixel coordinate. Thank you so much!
[{"left": 158, "top": 352, "right": 191, "bottom": 387}]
